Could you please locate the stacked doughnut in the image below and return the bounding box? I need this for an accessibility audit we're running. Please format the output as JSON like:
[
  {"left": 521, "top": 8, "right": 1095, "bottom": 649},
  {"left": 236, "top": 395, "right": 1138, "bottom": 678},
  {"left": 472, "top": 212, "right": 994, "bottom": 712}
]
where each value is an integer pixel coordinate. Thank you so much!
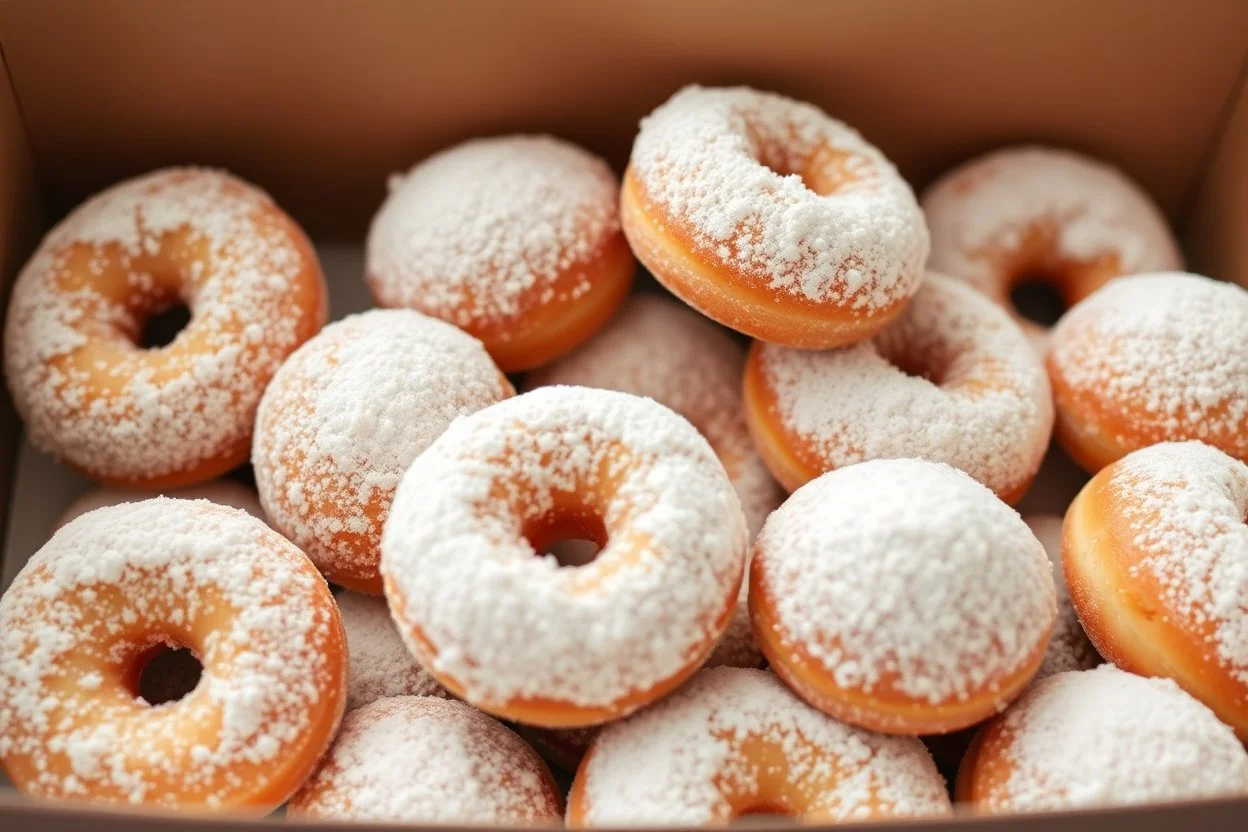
[{"left": 2, "top": 82, "right": 1246, "bottom": 829}]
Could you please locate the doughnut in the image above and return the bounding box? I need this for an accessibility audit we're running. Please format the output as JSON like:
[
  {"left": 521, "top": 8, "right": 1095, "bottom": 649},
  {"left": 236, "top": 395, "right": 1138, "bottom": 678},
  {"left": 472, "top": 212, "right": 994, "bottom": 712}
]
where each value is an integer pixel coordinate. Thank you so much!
[
  {"left": 252, "top": 309, "right": 512, "bottom": 594},
  {"left": 957, "top": 666, "right": 1248, "bottom": 811},
  {"left": 1024, "top": 515, "right": 1099, "bottom": 680},
  {"left": 621, "top": 85, "right": 928, "bottom": 348},
  {"left": 1047, "top": 273, "right": 1248, "bottom": 472},
  {"left": 288, "top": 696, "right": 562, "bottom": 824},
  {"left": 567, "top": 667, "right": 951, "bottom": 825},
  {"left": 337, "top": 591, "right": 448, "bottom": 711},
  {"left": 744, "top": 273, "right": 1052, "bottom": 502},
  {"left": 0, "top": 498, "right": 346, "bottom": 812},
  {"left": 366, "top": 135, "right": 634, "bottom": 372},
  {"left": 1062, "top": 441, "right": 1248, "bottom": 738},
  {"left": 751, "top": 459, "right": 1056, "bottom": 734},
  {"left": 380, "top": 386, "right": 747, "bottom": 727},
  {"left": 56, "top": 479, "right": 265, "bottom": 529},
  {"left": 922, "top": 146, "right": 1181, "bottom": 341},
  {"left": 3, "top": 168, "right": 327, "bottom": 490}
]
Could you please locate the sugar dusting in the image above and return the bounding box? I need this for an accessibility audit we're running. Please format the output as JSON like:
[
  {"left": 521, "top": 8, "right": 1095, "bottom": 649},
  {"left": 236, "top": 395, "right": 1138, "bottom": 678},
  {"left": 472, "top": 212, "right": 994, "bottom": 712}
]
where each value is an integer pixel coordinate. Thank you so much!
[
  {"left": 1023, "top": 515, "right": 1100, "bottom": 679},
  {"left": 337, "top": 592, "right": 448, "bottom": 711},
  {"left": 57, "top": 479, "right": 266, "bottom": 529}
]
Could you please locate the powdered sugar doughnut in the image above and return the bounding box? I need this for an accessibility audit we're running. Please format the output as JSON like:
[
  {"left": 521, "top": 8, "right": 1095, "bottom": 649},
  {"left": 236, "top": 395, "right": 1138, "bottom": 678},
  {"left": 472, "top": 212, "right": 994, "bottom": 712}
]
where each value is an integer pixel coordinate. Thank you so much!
[
  {"left": 567, "top": 667, "right": 950, "bottom": 825},
  {"left": 289, "top": 696, "right": 561, "bottom": 824},
  {"left": 923, "top": 147, "right": 1181, "bottom": 340},
  {"left": 366, "top": 136, "right": 634, "bottom": 372},
  {"left": 1048, "top": 273, "right": 1248, "bottom": 472},
  {"left": 957, "top": 666, "right": 1248, "bottom": 811},
  {"left": 745, "top": 273, "right": 1052, "bottom": 502},
  {"left": 1024, "top": 515, "right": 1099, "bottom": 680},
  {"left": 751, "top": 459, "right": 1056, "bottom": 734},
  {"left": 0, "top": 498, "right": 346, "bottom": 812},
  {"left": 337, "top": 592, "right": 447, "bottom": 711},
  {"left": 252, "top": 309, "right": 512, "bottom": 594},
  {"left": 381, "top": 386, "right": 748, "bottom": 727},
  {"left": 1063, "top": 441, "right": 1248, "bottom": 738},
  {"left": 623, "top": 86, "right": 928, "bottom": 348},
  {"left": 3, "top": 168, "right": 327, "bottom": 489},
  {"left": 56, "top": 479, "right": 265, "bottom": 529}
]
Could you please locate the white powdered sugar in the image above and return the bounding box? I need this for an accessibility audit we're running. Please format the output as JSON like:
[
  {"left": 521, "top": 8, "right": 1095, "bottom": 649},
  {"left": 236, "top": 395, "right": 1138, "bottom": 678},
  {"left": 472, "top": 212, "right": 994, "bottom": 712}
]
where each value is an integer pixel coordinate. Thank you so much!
[
  {"left": 629, "top": 85, "right": 928, "bottom": 308},
  {"left": 56, "top": 479, "right": 266, "bottom": 529},
  {"left": 1104, "top": 442, "right": 1248, "bottom": 683},
  {"left": 923, "top": 146, "right": 1181, "bottom": 299},
  {"left": 289, "top": 696, "right": 561, "bottom": 824},
  {"left": 336, "top": 592, "right": 447, "bottom": 711},
  {"left": 0, "top": 498, "right": 343, "bottom": 808},
  {"left": 366, "top": 135, "right": 620, "bottom": 326},
  {"left": 754, "top": 459, "right": 1055, "bottom": 705},
  {"left": 252, "top": 309, "right": 511, "bottom": 587},
  {"left": 577, "top": 667, "right": 950, "bottom": 825},
  {"left": 3, "top": 168, "right": 324, "bottom": 483},
  {"left": 1023, "top": 515, "right": 1100, "bottom": 680},
  {"left": 986, "top": 666, "right": 1248, "bottom": 811},
  {"left": 756, "top": 274, "right": 1052, "bottom": 498},
  {"left": 1049, "top": 274, "right": 1248, "bottom": 458},
  {"left": 380, "top": 386, "right": 748, "bottom": 710}
]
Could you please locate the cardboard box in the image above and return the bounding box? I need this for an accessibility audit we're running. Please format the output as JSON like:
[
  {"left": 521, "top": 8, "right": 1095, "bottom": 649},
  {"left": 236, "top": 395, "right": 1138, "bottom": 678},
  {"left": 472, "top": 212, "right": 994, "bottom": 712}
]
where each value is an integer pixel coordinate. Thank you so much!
[{"left": 0, "top": 0, "right": 1245, "bottom": 828}]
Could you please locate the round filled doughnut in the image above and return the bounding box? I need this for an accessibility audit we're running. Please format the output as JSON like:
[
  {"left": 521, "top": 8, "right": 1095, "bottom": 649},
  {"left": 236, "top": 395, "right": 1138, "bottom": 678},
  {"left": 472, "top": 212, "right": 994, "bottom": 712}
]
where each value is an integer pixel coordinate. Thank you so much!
[
  {"left": 957, "top": 666, "right": 1248, "bottom": 811},
  {"left": 288, "top": 696, "right": 562, "bottom": 824},
  {"left": 922, "top": 146, "right": 1181, "bottom": 340},
  {"left": 0, "top": 498, "right": 347, "bottom": 812},
  {"left": 750, "top": 459, "right": 1056, "bottom": 734},
  {"left": 621, "top": 85, "right": 928, "bottom": 348},
  {"left": 567, "top": 667, "right": 951, "bottom": 825},
  {"left": 366, "top": 135, "right": 634, "bottom": 372},
  {"left": 56, "top": 478, "right": 265, "bottom": 529},
  {"left": 3, "top": 168, "right": 327, "bottom": 490},
  {"left": 252, "top": 309, "right": 512, "bottom": 594},
  {"left": 744, "top": 273, "right": 1052, "bottom": 502},
  {"left": 380, "top": 386, "right": 748, "bottom": 728},
  {"left": 1062, "top": 441, "right": 1248, "bottom": 738},
  {"left": 337, "top": 591, "right": 448, "bottom": 711},
  {"left": 1047, "top": 273, "right": 1248, "bottom": 472},
  {"left": 1024, "top": 515, "right": 1099, "bottom": 680}
]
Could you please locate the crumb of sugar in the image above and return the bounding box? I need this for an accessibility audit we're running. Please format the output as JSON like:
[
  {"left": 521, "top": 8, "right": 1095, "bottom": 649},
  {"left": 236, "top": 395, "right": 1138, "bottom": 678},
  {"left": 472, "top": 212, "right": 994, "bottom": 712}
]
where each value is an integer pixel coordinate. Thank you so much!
[
  {"left": 579, "top": 667, "right": 950, "bottom": 825},
  {"left": 991, "top": 666, "right": 1248, "bottom": 810},
  {"left": 2, "top": 168, "right": 322, "bottom": 482},
  {"left": 290, "top": 696, "right": 560, "bottom": 824},
  {"left": 336, "top": 592, "right": 448, "bottom": 711},
  {"left": 0, "top": 498, "right": 342, "bottom": 807},
  {"left": 758, "top": 274, "right": 1052, "bottom": 497},
  {"left": 380, "top": 386, "right": 748, "bottom": 709},
  {"left": 57, "top": 480, "right": 266, "bottom": 529},
  {"left": 630, "top": 85, "right": 928, "bottom": 309},
  {"left": 366, "top": 135, "right": 619, "bottom": 326},
  {"left": 252, "top": 308, "right": 511, "bottom": 582},
  {"left": 1023, "top": 515, "right": 1100, "bottom": 680},
  {"left": 754, "top": 459, "right": 1055, "bottom": 705}
]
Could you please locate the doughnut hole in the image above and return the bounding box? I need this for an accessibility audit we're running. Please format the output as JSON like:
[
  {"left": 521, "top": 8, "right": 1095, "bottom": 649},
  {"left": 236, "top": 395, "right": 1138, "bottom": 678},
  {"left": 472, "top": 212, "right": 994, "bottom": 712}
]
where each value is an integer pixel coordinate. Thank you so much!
[
  {"left": 140, "top": 300, "right": 193, "bottom": 349},
  {"left": 526, "top": 510, "right": 607, "bottom": 568},
  {"left": 128, "top": 641, "right": 204, "bottom": 705},
  {"left": 993, "top": 223, "right": 1123, "bottom": 328}
]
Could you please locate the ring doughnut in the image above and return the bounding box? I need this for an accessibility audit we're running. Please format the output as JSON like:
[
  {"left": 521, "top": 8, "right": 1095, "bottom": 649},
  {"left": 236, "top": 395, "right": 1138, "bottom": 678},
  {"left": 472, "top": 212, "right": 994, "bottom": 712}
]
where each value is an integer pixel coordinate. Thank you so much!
[
  {"left": 1062, "top": 441, "right": 1248, "bottom": 738},
  {"left": 1047, "top": 273, "right": 1248, "bottom": 472},
  {"left": 336, "top": 592, "right": 448, "bottom": 711},
  {"left": 751, "top": 459, "right": 1056, "bottom": 734},
  {"left": 380, "top": 386, "right": 747, "bottom": 727},
  {"left": 567, "top": 667, "right": 951, "bottom": 825},
  {"left": 366, "top": 136, "right": 634, "bottom": 372},
  {"left": 622, "top": 86, "right": 928, "bottom": 348},
  {"left": 744, "top": 273, "right": 1052, "bottom": 502},
  {"left": 56, "top": 479, "right": 265, "bottom": 529},
  {"left": 2, "top": 168, "right": 327, "bottom": 490},
  {"left": 0, "top": 498, "right": 346, "bottom": 812}
]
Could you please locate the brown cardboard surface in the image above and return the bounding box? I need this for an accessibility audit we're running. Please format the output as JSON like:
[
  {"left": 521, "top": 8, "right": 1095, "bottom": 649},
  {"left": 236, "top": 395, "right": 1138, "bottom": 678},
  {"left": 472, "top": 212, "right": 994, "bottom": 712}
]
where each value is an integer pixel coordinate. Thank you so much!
[{"left": 1187, "top": 64, "right": 1248, "bottom": 286}]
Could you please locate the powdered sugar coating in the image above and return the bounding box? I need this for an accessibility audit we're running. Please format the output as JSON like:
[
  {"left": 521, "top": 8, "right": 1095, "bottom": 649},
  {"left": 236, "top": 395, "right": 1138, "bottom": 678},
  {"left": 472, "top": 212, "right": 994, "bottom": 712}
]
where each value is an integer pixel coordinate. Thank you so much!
[
  {"left": 1049, "top": 274, "right": 1248, "bottom": 459},
  {"left": 981, "top": 666, "right": 1248, "bottom": 811},
  {"left": 56, "top": 480, "right": 265, "bottom": 529},
  {"left": 366, "top": 135, "right": 620, "bottom": 327},
  {"left": 252, "top": 309, "right": 511, "bottom": 589},
  {"left": 3, "top": 168, "right": 324, "bottom": 484},
  {"left": 576, "top": 667, "right": 950, "bottom": 825},
  {"left": 0, "top": 498, "right": 344, "bottom": 808},
  {"left": 756, "top": 274, "right": 1052, "bottom": 498},
  {"left": 380, "top": 386, "right": 747, "bottom": 711},
  {"left": 289, "top": 696, "right": 561, "bottom": 824},
  {"left": 630, "top": 86, "right": 928, "bottom": 308},
  {"left": 754, "top": 460, "right": 1055, "bottom": 704},
  {"left": 1024, "top": 516, "right": 1100, "bottom": 680},
  {"left": 337, "top": 592, "right": 447, "bottom": 711},
  {"left": 923, "top": 146, "right": 1181, "bottom": 298}
]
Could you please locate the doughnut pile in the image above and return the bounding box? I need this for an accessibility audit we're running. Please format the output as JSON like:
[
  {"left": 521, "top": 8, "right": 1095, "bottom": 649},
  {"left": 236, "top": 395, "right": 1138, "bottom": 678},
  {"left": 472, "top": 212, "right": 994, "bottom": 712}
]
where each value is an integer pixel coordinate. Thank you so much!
[{"left": 2, "top": 82, "right": 1244, "bottom": 825}]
